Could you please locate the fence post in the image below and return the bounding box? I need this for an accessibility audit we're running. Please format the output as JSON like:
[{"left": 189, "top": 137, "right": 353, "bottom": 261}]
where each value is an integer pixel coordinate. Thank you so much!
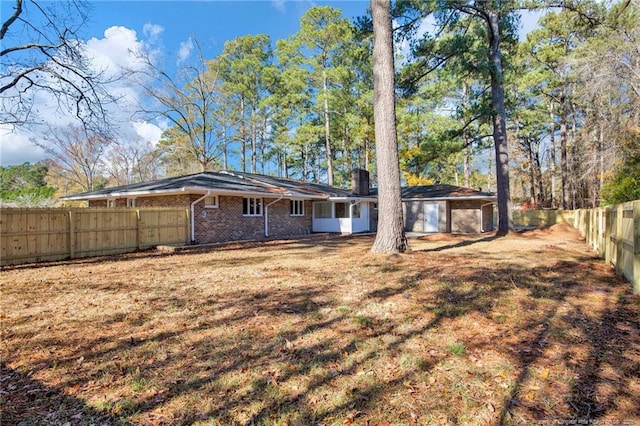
[
  {"left": 607, "top": 207, "right": 612, "bottom": 264},
  {"left": 186, "top": 208, "right": 191, "bottom": 244},
  {"left": 68, "top": 210, "right": 75, "bottom": 259},
  {"left": 136, "top": 209, "right": 142, "bottom": 250},
  {"left": 634, "top": 201, "right": 639, "bottom": 295},
  {"left": 615, "top": 205, "right": 623, "bottom": 275}
]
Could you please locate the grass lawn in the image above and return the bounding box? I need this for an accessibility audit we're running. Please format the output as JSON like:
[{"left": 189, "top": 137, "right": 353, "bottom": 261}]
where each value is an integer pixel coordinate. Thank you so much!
[{"left": 1, "top": 224, "right": 639, "bottom": 425}]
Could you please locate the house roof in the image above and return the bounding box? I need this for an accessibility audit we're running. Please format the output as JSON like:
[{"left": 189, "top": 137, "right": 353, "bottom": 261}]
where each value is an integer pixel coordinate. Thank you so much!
[
  {"left": 59, "top": 171, "right": 355, "bottom": 201},
  {"left": 230, "top": 172, "right": 355, "bottom": 198},
  {"left": 369, "top": 184, "right": 496, "bottom": 201},
  {"left": 60, "top": 171, "right": 496, "bottom": 203}
]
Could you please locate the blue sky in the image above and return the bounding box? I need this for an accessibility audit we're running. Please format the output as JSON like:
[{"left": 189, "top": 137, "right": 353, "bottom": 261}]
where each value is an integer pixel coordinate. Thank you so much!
[
  {"left": 0, "top": 0, "right": 372, "bottom": 166},
  {"left": 86, "top": 1, "right": 370, "bottom": 63},
  {"left": 0, "top": 0, "right": 541, "bottom": 167}
]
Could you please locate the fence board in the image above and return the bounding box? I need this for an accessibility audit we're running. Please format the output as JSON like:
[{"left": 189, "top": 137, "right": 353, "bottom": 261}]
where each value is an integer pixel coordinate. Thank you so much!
[
  {"left": 512, "top": 210, "right": 574, "bottom": 227},
  {"left": 513, "top": 202, "right": 639, "bottom": 294},
  {"left": 1, "top": 208, "right": 189, "bottom": 266}
]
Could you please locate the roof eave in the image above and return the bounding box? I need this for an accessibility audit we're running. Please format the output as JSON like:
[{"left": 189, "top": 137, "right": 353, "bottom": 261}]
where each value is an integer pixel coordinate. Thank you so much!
[{"left": 60, "top": 186, "right": 331, "bottom": 201}]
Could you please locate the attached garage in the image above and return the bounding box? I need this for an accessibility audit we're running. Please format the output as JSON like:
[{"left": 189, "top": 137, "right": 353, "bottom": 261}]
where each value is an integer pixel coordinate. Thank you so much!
[{"left": 371, "top": 184, "right": 496, "bottom": 234}]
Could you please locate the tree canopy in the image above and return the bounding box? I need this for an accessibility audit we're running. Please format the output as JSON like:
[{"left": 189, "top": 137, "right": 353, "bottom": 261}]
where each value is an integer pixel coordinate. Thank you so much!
[{"left": 4, "top": 1, "right": 638, "bottom": 210}]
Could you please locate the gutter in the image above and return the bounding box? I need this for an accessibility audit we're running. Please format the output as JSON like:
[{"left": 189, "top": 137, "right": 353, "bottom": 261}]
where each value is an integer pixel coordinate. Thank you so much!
[
  {"left": 264, "top": 195, "right": 284, "bottom": 238},
  {"left": 190, "top": 191, "right": 211, "bottom": 243}
]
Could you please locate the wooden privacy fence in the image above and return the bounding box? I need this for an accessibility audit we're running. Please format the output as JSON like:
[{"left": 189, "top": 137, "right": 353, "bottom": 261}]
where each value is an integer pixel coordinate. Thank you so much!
[
  {"left": 1, "top": 208, "right": 190, "bottom": 266},
  {"left": 512, "top": 209, "right": 575, "bottom": 227},
  {"left": 514, "top": 202, "right": 640, "bottom": 295},
  {"left": 573, "top": 201, "right": 639, "bottom": 295}
]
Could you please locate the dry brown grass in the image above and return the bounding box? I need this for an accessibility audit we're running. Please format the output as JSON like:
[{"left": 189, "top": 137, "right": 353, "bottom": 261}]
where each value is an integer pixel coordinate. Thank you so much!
[{"left": 1, "top": 225, "right": 639, "bottom": 425}]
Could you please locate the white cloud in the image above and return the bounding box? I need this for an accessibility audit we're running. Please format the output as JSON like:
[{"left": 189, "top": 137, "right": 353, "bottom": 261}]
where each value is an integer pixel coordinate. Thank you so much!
[
  {"left": 85, "top": 26, "right": 149, "bottom": 76},
  {"left": 0, "top": 130, "right": 46, "bottom": 166},
  {"left": 132, "top": 120, "right": 164, "bottom": 146},
  {"left": 177, "top": 37, "right": 194, "bottom": 65},
  {"left": 143, "top": 23, "right": 164, "bottom": 42},
  {"left": 1, "top": 24, "right": 166, "bottom": 166},
  {"left": 271, "top": 0, "right": 286, "bottom": 13}
]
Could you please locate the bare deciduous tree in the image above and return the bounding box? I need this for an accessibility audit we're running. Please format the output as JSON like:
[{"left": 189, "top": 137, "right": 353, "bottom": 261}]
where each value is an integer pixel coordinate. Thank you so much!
[
  {"left": 1, "top": 0, "right": 116, "bottom": 133},
  {"left": 32, "top": 125, "right": 111, "bottom": 192},
  {"left": 136, "top": 40, "right": 225, "bottom": 172}
]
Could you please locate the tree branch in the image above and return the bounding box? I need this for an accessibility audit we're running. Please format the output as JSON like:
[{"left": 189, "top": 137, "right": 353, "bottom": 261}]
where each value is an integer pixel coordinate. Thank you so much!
[{"left": 0, "top": 0, "right": 22, "bottom": 40}]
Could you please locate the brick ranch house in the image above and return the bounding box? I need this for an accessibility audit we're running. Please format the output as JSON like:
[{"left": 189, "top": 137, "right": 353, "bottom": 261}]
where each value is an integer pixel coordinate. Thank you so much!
[{"left": 60, "top": 170, "right": 496, "bottom": 244}]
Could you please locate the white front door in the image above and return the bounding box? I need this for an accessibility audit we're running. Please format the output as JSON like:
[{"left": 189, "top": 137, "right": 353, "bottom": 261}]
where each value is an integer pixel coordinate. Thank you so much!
[{"left": 423, "top": 203, "right": 439, "bottom": 233}]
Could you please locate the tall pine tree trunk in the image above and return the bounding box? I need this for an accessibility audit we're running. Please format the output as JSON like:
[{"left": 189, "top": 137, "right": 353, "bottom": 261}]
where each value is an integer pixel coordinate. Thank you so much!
[
  {"left": 487, "top": 10, "right": 514, "bottom": 234},
  {"left": 548, "top": 102, "right": 557, "bottom": 208},
  {"left": 322, "top": 66, "right": 334, "bottom": 186},
  {"left": 560, "top": 95, "right": 569, "bottom": 210},
  {"left": 371, "top": 0, "right": 407, "bottom": 254}
]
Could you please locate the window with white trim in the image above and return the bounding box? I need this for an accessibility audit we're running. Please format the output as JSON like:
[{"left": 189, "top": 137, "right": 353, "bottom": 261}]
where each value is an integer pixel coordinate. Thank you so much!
[
  {"left": 243, "top": 197, "right": 262, "bottom": 216},
  {"left": 127, "top": 198, "right": 136, "bottom": 207},
  {"left": 290, "top": 200, "right": 304, "bottom": 216},
  {"left": 204, "top": 195, "right": 219, "bottom": 208}
]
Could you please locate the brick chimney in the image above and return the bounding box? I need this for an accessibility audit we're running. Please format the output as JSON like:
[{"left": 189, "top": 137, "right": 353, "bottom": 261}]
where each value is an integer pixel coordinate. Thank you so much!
[{"left": 351, "top": 168, "right": 370, "bottom": 196}]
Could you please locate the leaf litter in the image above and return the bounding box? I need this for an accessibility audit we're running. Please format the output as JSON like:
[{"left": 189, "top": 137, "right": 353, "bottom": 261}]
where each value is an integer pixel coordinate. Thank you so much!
[{"left": 1, "top": 225, "right": 639, "bottom": 425}]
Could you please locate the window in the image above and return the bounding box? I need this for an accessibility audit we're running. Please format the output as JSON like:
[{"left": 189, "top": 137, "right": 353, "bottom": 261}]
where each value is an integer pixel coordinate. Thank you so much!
[
  {"left": 290, "top": 200, "right": 304, "bottom": 216},
  {"left": 127, "top": 198, "right": 136, "bottom": 207},
  {"left": 314, "top": 202, "right": 331, "bottom": 218},
  {"left": 243, "top": 197, "right": 262, "bottom": 216},
  {"left": 204, "top": 195, "right": 218, "bottom": 208},
  {"left": 335, "top": 202, "right": 349, "bottom": 218},
  {"left": 107, "top": 199, "right": 115, "bottom": 208}
]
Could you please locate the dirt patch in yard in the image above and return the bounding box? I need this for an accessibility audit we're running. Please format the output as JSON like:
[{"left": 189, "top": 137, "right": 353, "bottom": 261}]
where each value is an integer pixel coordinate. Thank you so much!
[{"left": 1, "top": 227, "right": 639, "bottom": 425}]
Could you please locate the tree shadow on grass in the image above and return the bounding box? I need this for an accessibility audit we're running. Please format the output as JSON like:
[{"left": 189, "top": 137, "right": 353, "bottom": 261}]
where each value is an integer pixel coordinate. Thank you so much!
[
  {"left": 1, "top": 361, "right": 130, "bottom": 425},
  {"left": 491, "top": 260, "right": 640, "bottom": 425},
  {"left": 414, "top": 233, "right": 502, "bottom": 253},
  {"left": 3, "top": 235, "right": 639, "bottom": 425}
]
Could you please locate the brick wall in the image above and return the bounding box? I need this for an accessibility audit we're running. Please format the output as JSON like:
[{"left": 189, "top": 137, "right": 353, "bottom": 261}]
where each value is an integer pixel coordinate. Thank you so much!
[
  {"left": 89, "top": 195, "right": 195, "bottom": 208},
  {"left": 193, "top": 196, "right": 313, "bottom": 244},
  {"left": 91, "top": 194, "right": 314, "bottom": 244},
  {"left": 265, "top": 199, "right": 313, "bottom": 238},
  {"left": 137, "top": 195, "right": 194, "bottom": 208}
]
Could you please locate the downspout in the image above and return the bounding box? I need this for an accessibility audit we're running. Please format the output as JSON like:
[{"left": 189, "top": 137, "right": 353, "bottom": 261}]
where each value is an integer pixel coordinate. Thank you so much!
[
  {"left": 480, "top": 201, "right": 495, "bottom": 232},
  {"left": 190, "top": 191, "right": 211, "bottom": 243},
  {"left": 264, "top": 195, "right": 284, "bottom": 238}
]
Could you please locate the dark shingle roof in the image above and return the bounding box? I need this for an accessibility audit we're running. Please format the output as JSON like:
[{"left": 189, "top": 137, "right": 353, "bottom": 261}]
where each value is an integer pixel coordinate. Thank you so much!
[
  {"left": 230, "top": 171, "right": 355, "bottom": 198},
  {"left": 369, "top": 184, "right": 495, "bottom": 200},
  {"left": 60, "top": 171, "right": 354, "bottom": 200},
  {"left": 61, "top": 171, "right": 495, "bottom": 202}
]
